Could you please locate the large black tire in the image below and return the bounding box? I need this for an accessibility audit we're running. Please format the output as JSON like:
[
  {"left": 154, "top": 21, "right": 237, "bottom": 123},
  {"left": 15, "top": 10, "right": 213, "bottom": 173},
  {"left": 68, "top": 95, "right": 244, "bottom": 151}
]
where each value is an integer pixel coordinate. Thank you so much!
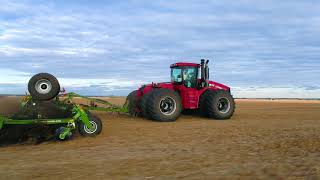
[
  {"left": 126, "top": 90, "right": 138, "bottom": 116},
  {"left": 145, "top": 89, "right": 182, "bottom": 122},
  {"left": 200, "top": 90, "right": 235, "bottom": 120},
  {"left": 78, "top": 112, "right": 102, "bottom": 136},
  {"left": 140, "top": 90, "right": 155, "bottom": 119},
  {"left": 28, "top": 73, "right": 60, "bottom": 101}
]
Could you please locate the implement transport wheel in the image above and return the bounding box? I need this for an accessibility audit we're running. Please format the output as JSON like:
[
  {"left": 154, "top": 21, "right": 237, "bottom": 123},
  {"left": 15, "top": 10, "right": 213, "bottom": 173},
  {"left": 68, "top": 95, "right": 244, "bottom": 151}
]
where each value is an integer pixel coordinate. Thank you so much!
[
  {"left": 28, "top": 73, "right": 60, "bottom": 101},
  {"left": 200, "top": 90, "right": 235, "bottom": 120},
  {"left": 145, "top": 89, "right": 182, "bottom": 122},
  {"left": 78, "top": 112, "right": 102, "bottom": 136},
  {"left": 55, "top": 127, "right": 72, "bottom": 141},
  {"left": 126, "top": 90, "right": 139, "bottom": 116}
]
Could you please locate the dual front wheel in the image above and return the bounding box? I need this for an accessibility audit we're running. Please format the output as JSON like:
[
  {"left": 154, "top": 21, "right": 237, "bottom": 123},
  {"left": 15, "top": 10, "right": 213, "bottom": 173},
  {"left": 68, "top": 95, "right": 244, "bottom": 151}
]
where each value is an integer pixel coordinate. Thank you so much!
[{"left": 199, "top": 90, "right": 235, "bottom": 120}]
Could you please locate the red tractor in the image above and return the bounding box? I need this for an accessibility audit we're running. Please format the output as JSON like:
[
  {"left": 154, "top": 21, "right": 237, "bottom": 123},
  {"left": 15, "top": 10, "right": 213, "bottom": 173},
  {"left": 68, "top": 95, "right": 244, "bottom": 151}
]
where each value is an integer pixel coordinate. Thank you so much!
[{"left": 127, "top": 59, "right": 235, "bottom": 122}]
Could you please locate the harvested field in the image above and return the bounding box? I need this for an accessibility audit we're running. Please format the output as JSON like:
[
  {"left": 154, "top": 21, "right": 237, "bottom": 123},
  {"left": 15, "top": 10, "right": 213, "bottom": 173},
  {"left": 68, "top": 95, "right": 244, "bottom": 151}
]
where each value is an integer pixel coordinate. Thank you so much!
[{"left": 0, "top": 97, "right": 319, "bottom": 179}]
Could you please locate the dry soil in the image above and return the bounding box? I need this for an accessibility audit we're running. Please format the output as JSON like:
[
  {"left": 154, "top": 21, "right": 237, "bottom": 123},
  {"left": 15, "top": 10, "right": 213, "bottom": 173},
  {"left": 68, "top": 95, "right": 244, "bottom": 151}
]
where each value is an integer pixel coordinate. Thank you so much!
[{"left": 0, "top": 97, "right": 319, "bottom": 179}]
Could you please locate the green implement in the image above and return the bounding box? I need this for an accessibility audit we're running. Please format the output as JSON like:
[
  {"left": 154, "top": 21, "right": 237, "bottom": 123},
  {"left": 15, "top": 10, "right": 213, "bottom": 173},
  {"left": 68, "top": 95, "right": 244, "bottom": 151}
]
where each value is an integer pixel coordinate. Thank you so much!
[
  {"left": 0, "top": 73, "right": 124, "bottom": 144},
  {"left": 0, "top": 93, "right": 118, "bottom": 142},
  {"left": 0, "top": 92, "right": 127, "bottom": 131}
]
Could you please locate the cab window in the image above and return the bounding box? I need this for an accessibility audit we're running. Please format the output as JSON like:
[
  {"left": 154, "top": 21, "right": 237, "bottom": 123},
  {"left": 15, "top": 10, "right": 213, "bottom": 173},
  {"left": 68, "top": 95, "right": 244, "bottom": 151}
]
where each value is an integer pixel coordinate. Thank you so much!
[
  {"left": 171, "top": 68, "right": 182, "bottom": 83},
  {"left": 183, "top": 67, "right": 197, "bottom": 88}
]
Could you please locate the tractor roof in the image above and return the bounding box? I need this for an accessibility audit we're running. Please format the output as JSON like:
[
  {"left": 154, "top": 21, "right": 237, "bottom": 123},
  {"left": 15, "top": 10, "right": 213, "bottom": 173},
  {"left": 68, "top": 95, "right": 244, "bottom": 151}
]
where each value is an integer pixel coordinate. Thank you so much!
[{"left": 170, "top": 62, "right": 200, "bottom": 68}]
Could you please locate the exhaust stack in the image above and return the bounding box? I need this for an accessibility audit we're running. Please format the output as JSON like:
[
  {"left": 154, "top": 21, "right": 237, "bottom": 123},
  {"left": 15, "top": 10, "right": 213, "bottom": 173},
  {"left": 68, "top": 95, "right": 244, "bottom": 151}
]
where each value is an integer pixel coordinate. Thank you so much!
[
  {"left": 200, "top": 59, "right": 210, "bottom": 87},
  {"left": 205, "top": 60, "right": 209, "bottom": 87},
  {"left": 200, "top": 59, "right": 205, "bottom": 82}
]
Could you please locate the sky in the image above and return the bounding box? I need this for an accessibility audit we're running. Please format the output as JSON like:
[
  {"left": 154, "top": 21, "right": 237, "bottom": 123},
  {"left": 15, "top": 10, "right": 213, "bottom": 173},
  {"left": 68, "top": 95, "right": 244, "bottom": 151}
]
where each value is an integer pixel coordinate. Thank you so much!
[{"left": 0, "top": 0, "right": 319, "bottom": 98}]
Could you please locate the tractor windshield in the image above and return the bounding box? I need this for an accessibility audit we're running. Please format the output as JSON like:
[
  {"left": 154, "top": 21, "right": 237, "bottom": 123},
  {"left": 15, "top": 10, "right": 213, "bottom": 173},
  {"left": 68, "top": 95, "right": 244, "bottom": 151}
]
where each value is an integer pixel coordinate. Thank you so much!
[
  {"left": 182, "top": 67, "right": 197, "bottom": 88},
  {"left": 171, "top": 66, "right": 198, "bottom": 88}
]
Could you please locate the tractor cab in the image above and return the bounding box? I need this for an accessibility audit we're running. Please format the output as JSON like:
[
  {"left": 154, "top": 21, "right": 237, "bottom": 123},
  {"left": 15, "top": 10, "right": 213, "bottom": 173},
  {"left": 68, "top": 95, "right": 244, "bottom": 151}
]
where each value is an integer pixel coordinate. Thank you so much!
[{"left": 170, "top": 59, "right": 209, "bottom": 89}]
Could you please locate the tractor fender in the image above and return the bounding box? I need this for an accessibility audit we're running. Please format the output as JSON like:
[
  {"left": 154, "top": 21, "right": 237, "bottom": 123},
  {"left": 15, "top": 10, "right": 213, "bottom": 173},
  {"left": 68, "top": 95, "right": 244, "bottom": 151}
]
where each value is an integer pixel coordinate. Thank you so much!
[
  {"left": 208, "top": 81, "right": 231, "bottom": 91},
  {"left": 138, "top": 83, "right": 175, "bottom": 97}
]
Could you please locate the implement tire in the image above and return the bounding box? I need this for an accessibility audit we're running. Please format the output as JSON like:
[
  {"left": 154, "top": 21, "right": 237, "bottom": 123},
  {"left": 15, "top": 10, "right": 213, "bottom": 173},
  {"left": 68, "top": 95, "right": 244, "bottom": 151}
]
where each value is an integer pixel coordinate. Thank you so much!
[
  {"left": 78, "top": 112, "right": 102, "bottom": 136},
  {"left": 28, "top": 73, "right": 60, "bottom": 101}
]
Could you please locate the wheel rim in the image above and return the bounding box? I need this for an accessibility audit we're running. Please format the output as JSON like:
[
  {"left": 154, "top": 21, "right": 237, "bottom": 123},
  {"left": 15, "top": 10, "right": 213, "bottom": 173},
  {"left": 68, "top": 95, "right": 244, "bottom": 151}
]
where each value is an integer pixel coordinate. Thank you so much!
[
  {"left": 35, "top": 79, "right": 52, "bottom": 94},
  {"left": 159, "top": 96, "right": 176, "bottom": 115},
  {"left": 217, "top": 97, "right": 231, "bottom": 114},
  {"left": 84, "top": 121, "right": 98, "bottom": 134}
]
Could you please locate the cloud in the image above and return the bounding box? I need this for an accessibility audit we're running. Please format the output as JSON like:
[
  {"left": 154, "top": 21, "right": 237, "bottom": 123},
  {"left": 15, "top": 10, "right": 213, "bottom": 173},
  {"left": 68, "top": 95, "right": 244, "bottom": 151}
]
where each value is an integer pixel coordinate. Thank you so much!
[
  {"left": 0, "top": 0, "right": 319, "bottom": 97},
  {"left": 0, "top": 45, "right": 107, "bottom": 57},
  {"left": 0, "top": 68, "right": 148, "bottom": 95}
]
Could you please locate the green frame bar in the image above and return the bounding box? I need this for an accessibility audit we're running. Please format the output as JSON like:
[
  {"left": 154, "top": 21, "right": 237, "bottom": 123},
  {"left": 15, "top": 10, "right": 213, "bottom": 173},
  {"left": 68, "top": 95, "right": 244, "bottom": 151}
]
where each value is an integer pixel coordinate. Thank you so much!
[
  {"left": 3, "top": 118, "right": 74, "bottom": 125},
  {"left": 64, "top": 93, "right": 129, "bottom": 113},
  {"left": 0, "top": 104, "right": 92, "bottom": 130}
]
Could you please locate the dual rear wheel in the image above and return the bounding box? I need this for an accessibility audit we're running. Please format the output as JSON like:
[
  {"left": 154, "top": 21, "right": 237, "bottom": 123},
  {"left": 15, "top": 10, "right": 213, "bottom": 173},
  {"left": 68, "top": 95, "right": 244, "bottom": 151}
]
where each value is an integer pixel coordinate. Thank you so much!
[
  {"left": 126, "top": 89, "right": 182, "bottom": 122},
  {"left": 142, "top": 89, "right": 182, "bottom": 122}
]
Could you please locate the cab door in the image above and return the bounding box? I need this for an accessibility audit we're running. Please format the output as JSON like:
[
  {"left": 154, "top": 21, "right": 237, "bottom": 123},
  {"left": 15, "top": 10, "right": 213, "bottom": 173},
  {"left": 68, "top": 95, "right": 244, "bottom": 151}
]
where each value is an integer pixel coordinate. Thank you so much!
[
  {"left": 178, "top": 86, "right": 199, "bottom": 109},
  {"left": 176, "top": 67, "right": 199, "bottom": 109}
]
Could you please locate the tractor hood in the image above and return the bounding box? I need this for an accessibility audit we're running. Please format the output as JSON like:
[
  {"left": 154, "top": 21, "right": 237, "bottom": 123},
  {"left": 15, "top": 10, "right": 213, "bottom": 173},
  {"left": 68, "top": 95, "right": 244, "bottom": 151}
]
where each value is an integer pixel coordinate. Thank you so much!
[
  {"left": 208, "top": 81, "right": 230, "bottom": 91},
  {"left": 138, "top": 82, "right": 173, "bottom": 96},
  {"left": 141, "top": 82, "right": 174, "bottom": 90}
]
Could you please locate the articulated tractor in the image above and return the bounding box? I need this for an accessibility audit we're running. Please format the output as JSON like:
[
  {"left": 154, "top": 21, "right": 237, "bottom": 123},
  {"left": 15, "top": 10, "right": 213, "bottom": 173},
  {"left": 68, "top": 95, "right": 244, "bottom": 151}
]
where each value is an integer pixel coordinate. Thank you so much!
[{"left": 127, "top": 59, "right": 235, "bottom": 122}]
